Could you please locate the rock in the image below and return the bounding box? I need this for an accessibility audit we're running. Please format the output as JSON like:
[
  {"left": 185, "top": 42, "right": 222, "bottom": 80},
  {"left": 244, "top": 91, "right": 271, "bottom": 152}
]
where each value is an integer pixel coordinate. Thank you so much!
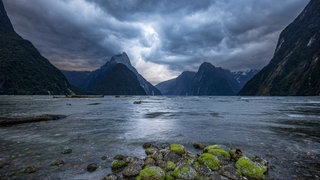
[
  {"left": 101, "top": 156, "right": 108, "bottom": 160},
  {"left": 193, "top": 161, "right": 211, "bottom": 176},
  {"left": 113, "top": 154, "right": 126, "bottom": 160},
  {"left": 87, "top": 163, "right": 98, "bottom": 172},
  {"left": 235, "top": 156, "right": 267, "bottom": 179},
  {"left": 103, "top": 174, "right": 118, "bottom": 180},
  {"left": 122, "top": 163, "right": 142, "bottom": 177},
  {"left": 0, "top": 158, "right": 8, "bottom": 168},
  {"left": 164, "top": 152, "right": 182, "bottom": 163},
  {"left": 50, "top": 159, "right": 65, "bottom": 166},
  {"left": 152, "top": 151, "right": 163, "bottom": 162},
  {"left": 111, "top": 160, "right": 127, "bottom": 172},
  {"left": 145, "top": 147, "right": 158, "bottom": 155},
  {"left": 198, "top": 153, "right": 220, "bottom": 170},
  {"left": 24, "top": 166, "right": 36, "bottom": 173},
  {"left": 173, "top": 164, "right": 198, "bottom": 180},
  {"left": 133, "top": 101, "right": 142, "bottom": 104},
  {"left": 144, "top": 157, "right": 156, "bottom": 166},
  {"left": 61, "top": 147, "right": 72, "bottom": 154},
  {"left": 220, "top": 164, "right": 242, "bottom": 180},
  {"left": 143, "top": 143, "right": 153, "bottom": 149},
  {"left": 229, "top": 148, "right": 243, "bottom": 160},
  {"left": 169, "top": 144, "right": 185, "bottom": 155},
  {"left": 165, "top": 161, "right": 176, "bottom": 171},
  {"left": 193, "top": 142, "right": 206, "bottom": 150},
  {"left": 203, "top": 145, "right": 230, "bottom": 160},
  {"left": 137, "top": 166, "right": 165, "bottom": 180}
]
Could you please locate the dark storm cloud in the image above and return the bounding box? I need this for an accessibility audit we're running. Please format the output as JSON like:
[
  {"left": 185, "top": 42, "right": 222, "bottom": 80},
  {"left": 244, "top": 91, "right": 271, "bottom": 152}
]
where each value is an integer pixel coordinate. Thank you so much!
[{"left": 2, "top": 0, "right": 309, "bottom": 83}]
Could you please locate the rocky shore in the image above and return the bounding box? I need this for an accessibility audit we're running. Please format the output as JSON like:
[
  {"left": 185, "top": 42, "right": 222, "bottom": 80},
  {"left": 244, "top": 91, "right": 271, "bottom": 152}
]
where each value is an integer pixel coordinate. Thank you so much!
[{"left": 104, "top": 143, "right": 268, "bottom": 180}]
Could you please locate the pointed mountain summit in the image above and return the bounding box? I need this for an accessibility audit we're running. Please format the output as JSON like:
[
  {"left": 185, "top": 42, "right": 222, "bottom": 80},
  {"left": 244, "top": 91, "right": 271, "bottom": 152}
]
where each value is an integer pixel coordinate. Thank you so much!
[
  {"left": 0, "top": 0, "right": 72, "bottom": 95},
  {"left": 75, "top": 52, "right": 161, "bottom": 95},
  {"left": 239, "top": 0, "right": 320, "bottom": 96},
  {"left": 190, "top": 62, "right": 239, "bottom": 95}
]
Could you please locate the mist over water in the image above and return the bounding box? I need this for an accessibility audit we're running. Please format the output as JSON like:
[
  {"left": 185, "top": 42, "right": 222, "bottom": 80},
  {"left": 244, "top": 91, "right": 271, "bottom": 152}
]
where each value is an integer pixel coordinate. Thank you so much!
[{"left": 0, "top": 96, "right": 319, "bottom": 179}]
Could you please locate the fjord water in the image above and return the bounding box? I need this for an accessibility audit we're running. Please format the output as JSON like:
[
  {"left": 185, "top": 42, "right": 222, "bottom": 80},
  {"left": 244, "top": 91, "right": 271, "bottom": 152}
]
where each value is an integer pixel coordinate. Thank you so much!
[{"left": 0, "top": 96, "right": 319, "bottom": 179}]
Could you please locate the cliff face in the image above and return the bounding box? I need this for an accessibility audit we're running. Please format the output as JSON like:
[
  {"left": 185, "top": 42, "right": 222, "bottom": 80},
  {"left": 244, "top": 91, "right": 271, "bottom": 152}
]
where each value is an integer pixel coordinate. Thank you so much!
[
  {"left": 239, "top": 0, "right": 320, "bottom": 96},
  {"left": 0, "top": 0, "right": 72, "bottom": 95}
]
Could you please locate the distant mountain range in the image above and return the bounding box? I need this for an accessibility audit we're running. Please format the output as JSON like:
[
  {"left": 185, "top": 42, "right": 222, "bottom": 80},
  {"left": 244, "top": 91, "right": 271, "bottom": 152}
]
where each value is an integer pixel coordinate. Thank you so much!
[
  {"left": 0, "top": 0, "right": 72, "bottom": 95},
  {"left": 156, "top": 62, "right": 258, "bottom": 96},
  {"left": 239, "top": 0, "right": 320, "bottom": 96},
  {"left": 63, "top": 53, "right": 161, "bottom": 95}
]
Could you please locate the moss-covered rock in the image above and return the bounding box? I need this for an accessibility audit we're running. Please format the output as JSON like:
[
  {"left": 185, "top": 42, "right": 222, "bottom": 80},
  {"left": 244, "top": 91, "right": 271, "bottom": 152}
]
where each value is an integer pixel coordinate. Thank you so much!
[
  {"left": 138, "top": 166, "right": 165, "bottom": 180},
  {"left": 198, "top": 153, "right": 220, "bottom": 170},
  {"left": 165, "top": 161, "right": 175, "bottom": 171},
  {"left": 206, "top": 148, "right": 230, "bottom": 160},
  {"left": 169, "top": 144, "right": 185, "bottom": 155},
  {"left": 111, "top": 160, "right": 126, "bottom": 171},
  {"left": 235, "top": 157, "right": 266, "bottom": 179},
  {"left": 203, "top": 145, "right": 221, "bottom": 152},
  {"left": 146, "top": 147, "right": 158, "bottom": 155},
  {"left": 173, "top": 164, "right": 198, "bottom": 180}
]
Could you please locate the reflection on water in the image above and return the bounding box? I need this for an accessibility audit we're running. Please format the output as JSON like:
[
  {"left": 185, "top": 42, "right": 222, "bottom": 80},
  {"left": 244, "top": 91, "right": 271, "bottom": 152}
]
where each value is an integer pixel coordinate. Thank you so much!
[{"left": 0, "top": 96, "right": 319, "bottom": 179}]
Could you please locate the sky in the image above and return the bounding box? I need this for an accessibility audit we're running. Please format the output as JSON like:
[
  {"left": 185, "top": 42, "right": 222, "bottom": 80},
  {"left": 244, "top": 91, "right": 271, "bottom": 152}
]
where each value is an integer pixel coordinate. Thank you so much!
[{"left": 3, "top": 0, "right": 309, "bottom": 84}]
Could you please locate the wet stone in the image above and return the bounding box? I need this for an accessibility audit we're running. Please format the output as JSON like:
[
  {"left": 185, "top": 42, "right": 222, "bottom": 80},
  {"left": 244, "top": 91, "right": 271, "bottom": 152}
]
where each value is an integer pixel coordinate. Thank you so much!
[
  {"left": 61, "top": 147, "right": 72, "bottom": 154},
  {"left": 24, "top": 166, "right": 36, "bottom": 173},
  {"left": 87, "top": 163, "right": 98, "bottom": 172},
  {"left": 193, "top": 142, "right": 206, "bottom": 150},
  {"left": 50, "top": 159, "right": 65, "bottom": 167},
  {"left": 122, "top": 163, "right": 142, "bottom": 177}
]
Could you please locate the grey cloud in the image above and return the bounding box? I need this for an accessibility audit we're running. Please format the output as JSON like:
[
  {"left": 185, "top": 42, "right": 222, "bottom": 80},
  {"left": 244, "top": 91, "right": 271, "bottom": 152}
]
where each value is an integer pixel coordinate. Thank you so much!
[{"left": 2, "top": 0, "right": 310, "bottom": 83}]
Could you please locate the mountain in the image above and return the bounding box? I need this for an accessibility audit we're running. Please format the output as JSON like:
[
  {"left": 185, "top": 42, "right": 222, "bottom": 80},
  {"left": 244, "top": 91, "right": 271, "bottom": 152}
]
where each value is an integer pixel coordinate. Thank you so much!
[
  {"left": 86, "top": 63, "right": 146, "bottom": 95},
  {"left": 66, "top": 52, "right": 161, "bottom": 95},
  {"left": 156, "top": 71, "right": 195, "bottom": 95},
  {"left": 0, "top": 0, "right": 72, "bottom": 95},
  {"left": 232, "top": 69, "right": 259, "bottom": 90},
  {"left": 190, "top": 62, "right": 239, "bottom": 95},
  {"left": 156, "top": 62, "right": 256, "bottom": 96},
  {"left": 61, "top": 70, "right": 91, "bottom": 89},
  {"left": 239, "top": 0, "right": 320, "bottom": 96}
]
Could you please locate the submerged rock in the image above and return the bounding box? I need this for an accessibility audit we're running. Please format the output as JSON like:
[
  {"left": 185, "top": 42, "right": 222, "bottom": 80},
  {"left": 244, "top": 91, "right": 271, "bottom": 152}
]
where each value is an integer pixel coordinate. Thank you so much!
[
  {"left": 0, "top": 114, "right": 66, "bottom": 126},
  {"left": 24, "top": 166, "right": 36, "bottom": 173},
  {"left": 61, "top": 147, "right": 72, "bottom": 154},
  {"left": 87, "top": 163, "right": 98, "bottom": 172},
  {"left": 50, "top": 159, "right": 65, "bottom": 166}
]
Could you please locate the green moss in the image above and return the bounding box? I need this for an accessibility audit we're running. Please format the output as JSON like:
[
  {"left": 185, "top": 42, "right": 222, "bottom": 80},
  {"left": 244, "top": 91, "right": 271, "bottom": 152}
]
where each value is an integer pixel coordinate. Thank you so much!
[
  {"left": 165, "top": 161, "right": 175, "bottom": 171},
  {"left": 169, "top": 144, "right": 185, "bottom": 155},
  {"left": 139, "top": 166, "right": 165, "bottom": 180},
  {"left": 193, "top": 161, "right": 200, "bottom": 168},
  {"left": 111, "top": 160, "right": 126, "bottom": 170},
  {"left": 198, "top": 153, "right": 220, "bottom": 170},
  {"left": 173, "top": 164, "right": 198, "bottom": 179},
  {"left": 165, "top": 173, "right": 174, "bottom": 180},
  {"left": 204, "top": 145, "right": 221, "bottom": 152},
  {"left": 236, "top": 157, "right": 266, "bottom": 179},
  {"left": 206, "top": 148, "right": 230, "bottom": 160}
]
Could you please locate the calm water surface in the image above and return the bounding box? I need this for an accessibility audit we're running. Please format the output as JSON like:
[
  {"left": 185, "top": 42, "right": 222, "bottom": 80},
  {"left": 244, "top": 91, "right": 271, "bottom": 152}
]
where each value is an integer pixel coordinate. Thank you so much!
[{"left": 0, "top": 96, "right": 319, "bottom": 179}]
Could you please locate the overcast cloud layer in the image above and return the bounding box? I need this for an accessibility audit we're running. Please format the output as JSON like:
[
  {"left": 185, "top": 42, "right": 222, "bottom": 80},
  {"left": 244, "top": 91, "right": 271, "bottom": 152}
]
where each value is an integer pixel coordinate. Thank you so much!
[{"left": 3, "top": 0, "right": 309, "bottom": 84}]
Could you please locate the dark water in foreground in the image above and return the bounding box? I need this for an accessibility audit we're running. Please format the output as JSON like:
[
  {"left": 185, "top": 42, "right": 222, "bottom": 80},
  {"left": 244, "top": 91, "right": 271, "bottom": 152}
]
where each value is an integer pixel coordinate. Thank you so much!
[{"left": 0, "top": 96, "right": 319, "bottom": 179}]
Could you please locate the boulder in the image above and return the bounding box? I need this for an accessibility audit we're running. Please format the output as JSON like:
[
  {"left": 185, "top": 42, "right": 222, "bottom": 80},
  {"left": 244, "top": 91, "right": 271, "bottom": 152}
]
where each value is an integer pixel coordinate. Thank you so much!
[
  {"left": 173, "top": 164, "right": 198, "bottom": 180},
  {"left": 198, "top": 153, "right": 220, "bottom": 170},
  {"left": 169, "top": 144, "right": 185, "bottom": 155},
  {"left": 137, "top": 166, "right": 165, "bottom": 180},
  {"left": 235, "top": 156, "right": 267, "bottom": 179}
]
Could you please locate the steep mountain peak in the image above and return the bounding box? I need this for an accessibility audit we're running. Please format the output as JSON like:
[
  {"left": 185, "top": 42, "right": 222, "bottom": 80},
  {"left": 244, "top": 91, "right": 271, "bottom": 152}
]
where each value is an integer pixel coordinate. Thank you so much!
[
  {"left": 109, "top": 52, "right": 132, "bottom": 67},
  {"left": 199, "top": 62, "right": 215, "bottom": 70},
  {"left": 0, "top": 0, "right": 14, "bottom": 33}
]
